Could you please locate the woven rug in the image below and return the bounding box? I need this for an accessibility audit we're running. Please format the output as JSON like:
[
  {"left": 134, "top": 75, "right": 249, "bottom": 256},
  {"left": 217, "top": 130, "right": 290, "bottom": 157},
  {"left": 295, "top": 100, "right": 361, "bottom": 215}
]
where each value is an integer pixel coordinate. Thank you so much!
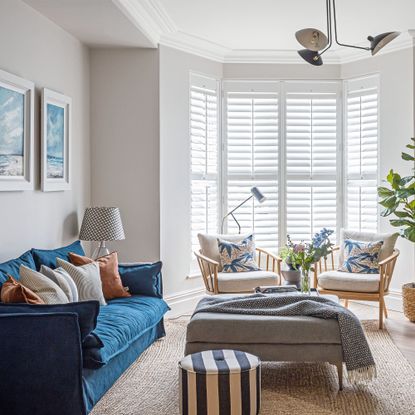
[{"left": 91, "top": 319, "right": 415, "bottom": 415}]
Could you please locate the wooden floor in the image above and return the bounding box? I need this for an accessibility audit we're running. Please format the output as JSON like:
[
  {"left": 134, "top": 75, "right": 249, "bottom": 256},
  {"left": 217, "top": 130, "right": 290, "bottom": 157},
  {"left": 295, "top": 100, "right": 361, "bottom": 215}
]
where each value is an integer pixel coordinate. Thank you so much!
[{"left": 349, "top": 302, "right": 415, "bottom": 369}]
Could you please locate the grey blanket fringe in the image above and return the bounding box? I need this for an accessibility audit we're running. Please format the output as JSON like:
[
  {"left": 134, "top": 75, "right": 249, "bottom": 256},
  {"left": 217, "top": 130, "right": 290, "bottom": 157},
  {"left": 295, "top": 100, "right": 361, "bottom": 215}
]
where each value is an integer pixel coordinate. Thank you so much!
[{"left": 194, "top": 294, "right": 376, "bottom": 383}]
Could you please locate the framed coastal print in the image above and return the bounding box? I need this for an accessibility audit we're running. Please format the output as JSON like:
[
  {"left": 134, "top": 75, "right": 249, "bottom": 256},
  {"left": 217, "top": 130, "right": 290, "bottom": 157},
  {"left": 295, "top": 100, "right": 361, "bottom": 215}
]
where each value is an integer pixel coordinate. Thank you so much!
[
  {"left": 0, "top": 68, "right": 34, "bottom": 191},
  {"left": 41, "top": 88, "right": 71, "bottom": 191}
]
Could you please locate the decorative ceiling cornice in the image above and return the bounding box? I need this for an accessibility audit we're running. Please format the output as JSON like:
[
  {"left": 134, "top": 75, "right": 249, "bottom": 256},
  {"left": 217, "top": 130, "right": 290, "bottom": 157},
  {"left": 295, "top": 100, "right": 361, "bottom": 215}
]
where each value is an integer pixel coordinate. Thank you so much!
[{"left": 114, "top": 0, "right": 415, "bottom": 65}]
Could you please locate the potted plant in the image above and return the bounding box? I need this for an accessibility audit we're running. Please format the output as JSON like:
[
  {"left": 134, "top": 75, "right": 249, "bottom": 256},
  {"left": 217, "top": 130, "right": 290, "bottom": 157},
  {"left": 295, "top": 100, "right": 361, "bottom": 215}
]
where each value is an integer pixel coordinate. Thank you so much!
[
  {"left": 378, "top": 137, "right": 415, "bottom": 322},
  {"left": 279, "top": 229, "right": 334, "bottom": 293}
]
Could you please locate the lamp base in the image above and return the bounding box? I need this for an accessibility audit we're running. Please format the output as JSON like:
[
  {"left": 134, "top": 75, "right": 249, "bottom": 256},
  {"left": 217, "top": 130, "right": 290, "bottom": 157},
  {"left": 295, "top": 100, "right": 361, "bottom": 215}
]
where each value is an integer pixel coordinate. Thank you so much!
[{"left": 92, "top": 241, "right": 110, "bottom": 259}]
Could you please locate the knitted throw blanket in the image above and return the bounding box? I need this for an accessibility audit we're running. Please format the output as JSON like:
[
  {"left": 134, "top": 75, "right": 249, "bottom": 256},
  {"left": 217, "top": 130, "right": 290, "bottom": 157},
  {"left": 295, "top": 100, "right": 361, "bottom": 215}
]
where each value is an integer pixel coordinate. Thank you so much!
[{"left": 194, "top": 294, "right": 376, "bottom": 383}]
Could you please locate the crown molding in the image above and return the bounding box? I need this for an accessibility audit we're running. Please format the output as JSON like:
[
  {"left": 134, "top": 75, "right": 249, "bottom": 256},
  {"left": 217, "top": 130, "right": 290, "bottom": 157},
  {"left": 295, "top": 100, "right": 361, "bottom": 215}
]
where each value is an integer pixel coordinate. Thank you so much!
[{"left": 114, "top": 1, "right": 414, "bottom": 65}]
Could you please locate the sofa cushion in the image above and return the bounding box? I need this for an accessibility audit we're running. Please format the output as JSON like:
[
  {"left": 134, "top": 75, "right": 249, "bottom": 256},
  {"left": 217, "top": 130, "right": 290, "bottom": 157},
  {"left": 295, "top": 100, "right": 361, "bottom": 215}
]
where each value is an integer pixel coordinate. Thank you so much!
[
  {"left": 339, "top": 229, "right": 398, "bottom": 265},
  {"left": 318, "top": 270, "right": 380, "bottom": 293},
  {"left": 57, "top": 259, "right": 106, "bottom": 306},
  {"left": 1, "top": 276, "right": 45, "bottom": 304},
  {"left": 31, "top": 240, "right": 85, "bottom": 270},
  {"left": 19, "top": 265, "right": 69, "bottom": 304},
  {"left": 0, "top": 250, "right": 36, "bottom": 286},
  {"left": 40, "top": 265, "right": 78, "bottom": 302},
  {"left": 338, "top": 239, "right": 383, "bottom": 274},
  {"left": 69, "top": 252, "right": 130, "bottom": 300},
  {"left": 187, "top": 312, "right": 341, "bottom": 345},
  {"left": 119, "top": 262, "right": 163, "bottom": 298},
  {"left": 94, "top": 296, "right": 169, "bottom": 364},
  {"left": 197, "top": 233, "right": 250, "bottom": 272},
  {"left": 217, "top": 270, "right": 278, "bottom": 293}
]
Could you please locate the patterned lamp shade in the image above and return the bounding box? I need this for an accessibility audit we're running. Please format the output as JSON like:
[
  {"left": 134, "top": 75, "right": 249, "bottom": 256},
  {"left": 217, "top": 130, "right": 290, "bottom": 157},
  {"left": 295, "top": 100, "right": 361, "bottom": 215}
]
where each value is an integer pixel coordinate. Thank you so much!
[{"left": 79, "top": 207, "right": 125, "bottom": 242}]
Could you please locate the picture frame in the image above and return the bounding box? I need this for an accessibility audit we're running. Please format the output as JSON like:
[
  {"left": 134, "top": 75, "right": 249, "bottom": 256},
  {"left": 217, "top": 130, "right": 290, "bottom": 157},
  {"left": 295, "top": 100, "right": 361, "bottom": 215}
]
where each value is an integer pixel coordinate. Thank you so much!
[
  {"left": 0, "top": 68, "right": 34, "bottom": 191},
  {"left": 41, "top": 88, "right": 71, "bottom": 192}
]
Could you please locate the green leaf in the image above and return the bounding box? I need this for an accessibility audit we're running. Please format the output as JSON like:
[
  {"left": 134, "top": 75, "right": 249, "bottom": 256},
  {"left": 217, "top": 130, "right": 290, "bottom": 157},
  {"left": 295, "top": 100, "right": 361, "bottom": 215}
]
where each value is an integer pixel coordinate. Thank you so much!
[
  {"left": 389, "top": 219, "right": 415, "bottom": 227},
  {"left": 386, "top": 170, "right": 402, "bottom": 190},
  {"left": 380, "top": 204, "right": 399, "bottom": 217},
  {"left": 409, "top": 200, "right": 415, "bottom": 210},
  {"left": 403, "top": 227, "right": 415, "bottom": 243},
  {"left": 407, "top": 144, "right": 415, "bottom": 150},
  {"left": 377, "top": 186, "right": 394, "bottom": 198},
  {"left": 396, "top": 188, "right": 415, "bottom": 198},
  {"left": 411, "top": 137, "right": 415, "bottom": 142},
  {"left": 394, "top": 211, "right": 411, "bottom": 218},
  {"left": 379, "top": 196, "right": 397, "bottom": 209},
  {"left": 400, "top": 176, "right": 414, "bottom": 186},
  {"left": 402, "top": 152, "right": 415, "bottom": 161}
]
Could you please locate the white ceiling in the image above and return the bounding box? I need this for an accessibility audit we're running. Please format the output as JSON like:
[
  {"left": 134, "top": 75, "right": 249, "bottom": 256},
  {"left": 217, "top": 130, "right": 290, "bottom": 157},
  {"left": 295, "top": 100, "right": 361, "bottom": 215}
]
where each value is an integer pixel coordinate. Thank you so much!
[{"left": 23, "top": 0, "right": 415, "bottom": 63}]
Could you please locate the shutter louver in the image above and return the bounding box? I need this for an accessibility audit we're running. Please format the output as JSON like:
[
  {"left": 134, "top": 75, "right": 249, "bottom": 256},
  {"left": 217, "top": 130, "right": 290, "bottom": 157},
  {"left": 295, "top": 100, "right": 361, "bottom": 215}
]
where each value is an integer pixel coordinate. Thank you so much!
[
  {"left": 225, "top": 87, "right": 279, "bottom": 252},
  {"left": 285, "top": 88, "right": 339, "bottom": 243},
  {"left": 190, "top": 76, "right": 219, "bottom": 255},
  {"left": 346, "top": 76, "right": 379, "bottom": 232}
]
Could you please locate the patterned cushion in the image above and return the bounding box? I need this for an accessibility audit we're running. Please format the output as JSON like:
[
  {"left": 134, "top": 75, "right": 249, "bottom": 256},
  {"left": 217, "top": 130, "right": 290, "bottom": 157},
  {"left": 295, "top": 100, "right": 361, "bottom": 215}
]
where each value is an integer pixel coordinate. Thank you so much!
[
  {"left": 218, "top": 234, "right": 260, "bottom": 273},
  {"left": 40, "top": 265, "right": 78, "bottom": 302},
  {"left": 56, "top": 258, "right": 106, "bottom": 305},
  {"left": 338, "top": 239, "right": 383, "bottom": 274},
  {"left": 19, "top": 265, "right": 69, "bottom": 304}
]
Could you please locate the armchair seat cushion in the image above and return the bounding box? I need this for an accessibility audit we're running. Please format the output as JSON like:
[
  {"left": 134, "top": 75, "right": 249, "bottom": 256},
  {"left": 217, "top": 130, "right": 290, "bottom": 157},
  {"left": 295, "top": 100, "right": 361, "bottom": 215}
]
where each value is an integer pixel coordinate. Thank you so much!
[
  {"left": 217, "top": 270, "right": 278, "bottom": 293},
  {"left": 318, "top": 270, "right": 380, "bottom": 293}
]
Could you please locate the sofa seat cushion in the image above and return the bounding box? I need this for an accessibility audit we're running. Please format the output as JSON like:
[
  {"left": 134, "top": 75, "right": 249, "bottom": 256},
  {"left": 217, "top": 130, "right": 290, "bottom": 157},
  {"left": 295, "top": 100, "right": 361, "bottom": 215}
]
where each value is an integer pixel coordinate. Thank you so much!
[
  {"left": 318, "top": 270, "right": 380, "bottom": 293},
  {"left": 217, "top": 270, "right": 278, "bottom": 293},
  {"left": 94, "top": 295, "right": 169, "bottom": 364},
  {"left": 187, "top": 312, "right": 341, "bottom": 345}
]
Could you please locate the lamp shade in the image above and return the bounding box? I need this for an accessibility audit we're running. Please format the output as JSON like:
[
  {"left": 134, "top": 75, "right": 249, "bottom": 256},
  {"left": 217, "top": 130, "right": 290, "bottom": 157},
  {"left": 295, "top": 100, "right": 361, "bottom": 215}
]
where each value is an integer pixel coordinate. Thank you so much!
[
  {"left": 295, "top": 28, "right": 328, "bottom": 51},
  {"left": 79, "top": 207, "right": 125, "bottom": 242},
  {"left": 368, "top": 32, "right": 400, "bottom": 55},
  {"left": 251, "top": 187, "right": 266, "bottom": 203},
  {"left": 298, "top": 49, "right": 323, "bottom": 66}
]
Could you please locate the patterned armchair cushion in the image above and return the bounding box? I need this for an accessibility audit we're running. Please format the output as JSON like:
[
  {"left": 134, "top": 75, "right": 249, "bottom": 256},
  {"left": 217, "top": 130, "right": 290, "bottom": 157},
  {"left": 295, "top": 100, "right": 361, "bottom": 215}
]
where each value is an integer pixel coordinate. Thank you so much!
[
  {"left": 338, "top": 239, "right": 383, "bottom": 274},
  {"left": 218, "top": 234, "right": 260, "bottom": 273}
]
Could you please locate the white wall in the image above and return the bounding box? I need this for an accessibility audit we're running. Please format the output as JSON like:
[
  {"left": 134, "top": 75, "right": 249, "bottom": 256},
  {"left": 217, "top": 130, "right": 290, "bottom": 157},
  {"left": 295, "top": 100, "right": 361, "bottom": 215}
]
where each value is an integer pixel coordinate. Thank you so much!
[
  {"left": 90, "top": 48, "right": 160, "bottom": 262},
  {"left": 0, "top": 0, "right": 90, "bottom": 261},
  {"left": 342, "top": 48, "right": 415, "bottom": 297},
  {"left": 159, "top": 46, "right": 223, "bottom": 296}
]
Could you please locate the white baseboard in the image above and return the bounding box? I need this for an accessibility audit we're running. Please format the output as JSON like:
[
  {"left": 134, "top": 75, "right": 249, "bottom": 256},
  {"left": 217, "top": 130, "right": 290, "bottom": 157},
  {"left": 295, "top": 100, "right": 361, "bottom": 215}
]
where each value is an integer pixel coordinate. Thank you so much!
[
  {"left": 353, "top": 289, "right": 403, "bottom": 313},
  {"left": 165, "top": 286, "right": 206, "bottom": 317}
]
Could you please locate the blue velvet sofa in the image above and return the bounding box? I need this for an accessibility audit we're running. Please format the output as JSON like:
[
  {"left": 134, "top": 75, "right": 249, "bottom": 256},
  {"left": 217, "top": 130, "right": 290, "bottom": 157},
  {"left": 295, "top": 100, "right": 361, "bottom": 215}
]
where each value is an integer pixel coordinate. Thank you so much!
[{"left": 0, "top": 242, "right": 169, "bottom": 415}]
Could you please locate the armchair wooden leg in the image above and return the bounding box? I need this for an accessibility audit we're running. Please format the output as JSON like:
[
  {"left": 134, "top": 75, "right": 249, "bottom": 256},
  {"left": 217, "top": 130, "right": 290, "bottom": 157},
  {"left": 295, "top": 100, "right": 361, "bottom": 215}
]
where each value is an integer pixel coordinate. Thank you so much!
[
  {"left": 344, "top": 299, "right": 349, "bottom": 308},
  {"left": 379, "top": 298, "right": 384, "bottom": 330},
  {"left": 334, "top": 361, "right": 343, "bottom": 391},
  {"left": 382, "top": 298, "right": 388, "bottom": 319}
]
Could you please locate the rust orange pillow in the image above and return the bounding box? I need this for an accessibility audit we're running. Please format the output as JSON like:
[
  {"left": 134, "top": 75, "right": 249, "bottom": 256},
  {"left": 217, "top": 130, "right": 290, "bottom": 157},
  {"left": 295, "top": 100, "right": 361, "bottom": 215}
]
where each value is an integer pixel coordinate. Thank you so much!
[
  {"left": 1, "top": 275, "right": 45, "bottom": 304},
  {"left": 68, "top": 252, "right": 130, "bottom": 300}
]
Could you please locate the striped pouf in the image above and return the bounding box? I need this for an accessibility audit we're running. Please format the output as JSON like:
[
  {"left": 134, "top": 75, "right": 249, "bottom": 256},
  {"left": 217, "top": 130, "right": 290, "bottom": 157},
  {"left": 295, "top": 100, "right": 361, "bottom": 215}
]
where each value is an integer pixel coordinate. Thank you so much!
[{"left": 179, "top": 349, "right": 261, "bottom": 415}]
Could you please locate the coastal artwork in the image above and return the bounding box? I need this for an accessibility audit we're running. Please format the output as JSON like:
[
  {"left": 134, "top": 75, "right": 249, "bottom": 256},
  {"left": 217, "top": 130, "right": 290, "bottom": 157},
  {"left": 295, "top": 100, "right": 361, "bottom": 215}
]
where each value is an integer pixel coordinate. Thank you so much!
[
  {"left": 0, "top": 85, "right": 25, "bottom": 177},
  {"left": 46, "top": 103, "right": 64, "bottom": 179}
]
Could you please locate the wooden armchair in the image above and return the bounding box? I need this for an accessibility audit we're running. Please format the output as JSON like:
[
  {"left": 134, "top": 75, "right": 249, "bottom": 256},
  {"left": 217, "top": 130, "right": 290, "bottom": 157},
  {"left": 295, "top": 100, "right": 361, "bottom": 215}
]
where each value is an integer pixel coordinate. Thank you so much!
[
  {"left": 314, "top": 245, "right": 400, "bottom": 329},
  {"left": 195, "top": 247, "right": 282, "bottom": 295}
]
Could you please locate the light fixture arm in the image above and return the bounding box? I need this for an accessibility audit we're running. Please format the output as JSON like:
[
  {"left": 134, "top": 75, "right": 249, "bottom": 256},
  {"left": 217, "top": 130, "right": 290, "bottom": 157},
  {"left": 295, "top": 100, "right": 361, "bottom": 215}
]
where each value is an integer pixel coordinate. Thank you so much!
[
  {"left": 331, "top": 0, "right": 370, "bottom": 51},
  {"left": 221, "top": 194, "right": 253, "bottom": 234},
  {"left": 319, "top": 0, "right": 333, "bottom": 56}
]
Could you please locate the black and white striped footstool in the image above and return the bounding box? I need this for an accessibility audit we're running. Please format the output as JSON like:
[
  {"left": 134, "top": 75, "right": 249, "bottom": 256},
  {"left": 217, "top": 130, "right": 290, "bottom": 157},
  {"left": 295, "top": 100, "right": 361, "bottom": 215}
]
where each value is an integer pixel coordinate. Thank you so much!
[{"left": 179, "top": 349, "right": 261, "bottom": 415}]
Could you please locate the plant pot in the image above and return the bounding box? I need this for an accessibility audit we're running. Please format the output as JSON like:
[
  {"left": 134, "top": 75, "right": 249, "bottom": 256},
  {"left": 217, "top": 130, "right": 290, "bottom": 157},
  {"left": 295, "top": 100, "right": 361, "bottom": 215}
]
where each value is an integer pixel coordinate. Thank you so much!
[
  {"left": 281, "top": 269, "right": 301, "bottom": 288},
  {"left": 403, "top": 283, "right": 415, "bottom": 322}
]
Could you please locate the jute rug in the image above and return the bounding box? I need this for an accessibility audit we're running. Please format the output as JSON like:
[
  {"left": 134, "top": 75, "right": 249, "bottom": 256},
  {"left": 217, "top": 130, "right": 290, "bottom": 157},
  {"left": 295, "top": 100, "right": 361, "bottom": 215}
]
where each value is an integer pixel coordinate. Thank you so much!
[{"left": 91, "top": 319, "right": 415, "bottom": 415}]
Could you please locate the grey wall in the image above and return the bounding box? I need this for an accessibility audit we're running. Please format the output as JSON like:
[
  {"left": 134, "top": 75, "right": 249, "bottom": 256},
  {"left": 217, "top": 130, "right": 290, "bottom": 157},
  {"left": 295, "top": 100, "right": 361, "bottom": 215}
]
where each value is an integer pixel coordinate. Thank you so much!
[
  {"left": 342, "top": 48, "right": 414, "bottom": 294},
  {"left": 0, "top": 0, "right": 90, "bottom": 261},
  {"left": 159, "top": 46, "right": 223, "bottom": 295},
  {"left": 90, "top": 48, "right": 160, "bottom": 262}
]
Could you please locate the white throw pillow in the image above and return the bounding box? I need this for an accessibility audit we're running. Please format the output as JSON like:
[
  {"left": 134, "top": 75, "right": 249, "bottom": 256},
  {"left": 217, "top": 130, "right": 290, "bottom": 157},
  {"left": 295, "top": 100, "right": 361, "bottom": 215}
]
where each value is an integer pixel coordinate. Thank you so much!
[
  {"left": 56, "top": 258, "right": 106, "bottom": 306},
  {"left": 40, "top": 265, "right": 78, "bottom": 302},
  {"left": 19, "top": 265, "right": 69, "bottom": 304}
]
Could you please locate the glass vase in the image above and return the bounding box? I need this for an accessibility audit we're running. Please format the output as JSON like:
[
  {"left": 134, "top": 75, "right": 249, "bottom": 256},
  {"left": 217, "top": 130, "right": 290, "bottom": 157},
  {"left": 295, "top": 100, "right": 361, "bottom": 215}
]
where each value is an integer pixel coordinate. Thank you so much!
[{"left": 300, "top": 267, "right": 311, "bottom": 295}]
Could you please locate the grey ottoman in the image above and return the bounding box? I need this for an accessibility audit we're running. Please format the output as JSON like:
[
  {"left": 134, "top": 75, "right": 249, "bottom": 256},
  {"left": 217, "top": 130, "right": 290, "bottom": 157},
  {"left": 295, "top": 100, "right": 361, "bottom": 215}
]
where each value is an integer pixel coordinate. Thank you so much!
[
  {"left": 179, "top": 349, "right": 261, "bottom": 415},
  {"left": 185, "top": 294, "right": 344, "bottom": 390}
]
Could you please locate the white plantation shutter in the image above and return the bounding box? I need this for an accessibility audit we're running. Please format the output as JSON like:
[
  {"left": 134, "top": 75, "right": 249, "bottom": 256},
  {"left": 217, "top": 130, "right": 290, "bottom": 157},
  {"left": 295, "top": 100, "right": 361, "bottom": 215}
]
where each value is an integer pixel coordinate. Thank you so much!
[
  {"left": 190, "top": 74, "right": 219, "bottom": 255},
  {"left": 345, "top": 76, "right": 379, "bottom": 232},
  {"left": 224, "top": 82, "right": 279, "bottom": 251},
  {"left": 285, "top": 82, "right": 340, "bottom": 243}
]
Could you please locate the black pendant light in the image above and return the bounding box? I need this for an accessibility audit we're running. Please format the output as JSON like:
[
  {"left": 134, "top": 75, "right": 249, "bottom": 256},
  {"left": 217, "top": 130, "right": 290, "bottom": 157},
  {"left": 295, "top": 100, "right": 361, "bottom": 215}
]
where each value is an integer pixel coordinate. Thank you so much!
[{"left": 296, "top": 0, "right": 400, "bottom": 65}]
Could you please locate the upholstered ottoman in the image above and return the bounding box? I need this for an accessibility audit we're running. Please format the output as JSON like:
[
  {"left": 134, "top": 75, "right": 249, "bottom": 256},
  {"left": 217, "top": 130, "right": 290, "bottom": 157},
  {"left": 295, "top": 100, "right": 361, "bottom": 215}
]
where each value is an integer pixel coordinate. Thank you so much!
[
  {"left": 179, "top": 349, "right": 261, "bottom": 415},
  {"left": 185, "top": 294, "right": 344, "bottom": 390}
]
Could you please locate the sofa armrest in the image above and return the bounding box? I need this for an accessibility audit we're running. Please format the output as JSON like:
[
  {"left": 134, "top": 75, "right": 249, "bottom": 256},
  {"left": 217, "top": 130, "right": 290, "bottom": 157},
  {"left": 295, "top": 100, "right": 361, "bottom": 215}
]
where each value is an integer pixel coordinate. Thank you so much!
[{"left": 0, "top": 313, "right": 86, "bottom": 415}]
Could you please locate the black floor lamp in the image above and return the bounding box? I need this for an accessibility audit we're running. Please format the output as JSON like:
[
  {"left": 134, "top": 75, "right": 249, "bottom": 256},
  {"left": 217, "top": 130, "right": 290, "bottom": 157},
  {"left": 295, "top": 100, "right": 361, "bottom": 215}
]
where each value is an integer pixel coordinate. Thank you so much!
[{"left": 221, "top": 186, "right": 266, "bottom": 234}]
